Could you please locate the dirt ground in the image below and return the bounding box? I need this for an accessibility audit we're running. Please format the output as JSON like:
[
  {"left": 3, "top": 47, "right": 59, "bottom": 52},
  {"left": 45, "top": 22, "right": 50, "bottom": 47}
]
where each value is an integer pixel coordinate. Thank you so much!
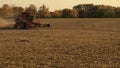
[{"left": 0, "top": 18, "right": 120, "bottom": 68}]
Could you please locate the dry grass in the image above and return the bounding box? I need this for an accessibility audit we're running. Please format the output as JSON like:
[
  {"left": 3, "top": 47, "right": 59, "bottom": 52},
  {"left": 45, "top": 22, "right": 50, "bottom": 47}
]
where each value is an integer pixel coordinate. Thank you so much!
[{"left": 0, "top": 18, "right": 120, "bottom": 68}]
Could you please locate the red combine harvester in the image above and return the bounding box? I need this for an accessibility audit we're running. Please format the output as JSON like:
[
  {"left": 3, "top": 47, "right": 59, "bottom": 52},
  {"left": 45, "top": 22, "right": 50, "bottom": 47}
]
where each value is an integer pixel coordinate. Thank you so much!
[{"left": 14, "top": 12, "right": 50, "bottom": 29}]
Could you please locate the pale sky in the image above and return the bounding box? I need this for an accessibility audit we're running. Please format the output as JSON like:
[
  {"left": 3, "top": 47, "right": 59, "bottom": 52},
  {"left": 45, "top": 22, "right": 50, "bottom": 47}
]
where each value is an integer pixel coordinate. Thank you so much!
[{"left": 0, "top": 0, "right": 120, "bottom": 11}]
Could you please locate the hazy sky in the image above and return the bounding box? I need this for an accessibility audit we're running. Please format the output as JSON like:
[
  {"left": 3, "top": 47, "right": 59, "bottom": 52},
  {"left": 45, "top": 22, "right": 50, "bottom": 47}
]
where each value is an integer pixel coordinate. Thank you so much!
[{"left": 0, "top": 0, "right": 120, "bottom": 11}]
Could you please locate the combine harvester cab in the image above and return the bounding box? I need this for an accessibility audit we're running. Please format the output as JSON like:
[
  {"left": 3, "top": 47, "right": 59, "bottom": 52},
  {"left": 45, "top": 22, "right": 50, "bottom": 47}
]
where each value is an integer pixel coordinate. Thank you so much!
[{"left": 14, "top": 12, "right": 50, "bottom": 29}]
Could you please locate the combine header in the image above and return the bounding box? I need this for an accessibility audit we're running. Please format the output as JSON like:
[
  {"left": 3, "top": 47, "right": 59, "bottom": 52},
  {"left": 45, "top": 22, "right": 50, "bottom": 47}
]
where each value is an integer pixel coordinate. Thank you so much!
[{"left": 14, "top": 12, "right": 50, "bottom": 29}]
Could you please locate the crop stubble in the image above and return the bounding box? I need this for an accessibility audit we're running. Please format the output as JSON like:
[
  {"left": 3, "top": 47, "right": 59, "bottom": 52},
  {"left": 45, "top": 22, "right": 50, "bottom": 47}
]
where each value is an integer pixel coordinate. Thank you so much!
[{"left": 0, "top": 18, "right": 120, "bottom": 68}]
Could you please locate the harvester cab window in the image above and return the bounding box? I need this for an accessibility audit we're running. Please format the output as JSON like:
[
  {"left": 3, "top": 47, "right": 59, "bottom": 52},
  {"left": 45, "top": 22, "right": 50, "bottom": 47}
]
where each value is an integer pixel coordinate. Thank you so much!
[{"left": 26, "top": 13, "right": 34, "bottom": 21}]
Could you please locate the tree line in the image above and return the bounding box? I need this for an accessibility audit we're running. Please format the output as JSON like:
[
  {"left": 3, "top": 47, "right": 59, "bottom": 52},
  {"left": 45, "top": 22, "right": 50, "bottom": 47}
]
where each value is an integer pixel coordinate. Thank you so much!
[{"left": 0, "top": 4, "right": 120, "bottom": 19}]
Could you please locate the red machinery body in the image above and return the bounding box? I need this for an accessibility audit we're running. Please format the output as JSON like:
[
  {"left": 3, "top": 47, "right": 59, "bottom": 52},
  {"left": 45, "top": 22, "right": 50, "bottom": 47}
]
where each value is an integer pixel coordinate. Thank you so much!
[{"left": 14, "top": 12, "right": 50, "bottom": 29}]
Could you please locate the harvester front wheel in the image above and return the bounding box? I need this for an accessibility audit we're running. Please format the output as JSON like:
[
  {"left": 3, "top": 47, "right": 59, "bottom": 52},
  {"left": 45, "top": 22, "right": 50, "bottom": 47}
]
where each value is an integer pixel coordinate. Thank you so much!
[{"left": 47, "top": 24, "right": 50, "bottom": 27}]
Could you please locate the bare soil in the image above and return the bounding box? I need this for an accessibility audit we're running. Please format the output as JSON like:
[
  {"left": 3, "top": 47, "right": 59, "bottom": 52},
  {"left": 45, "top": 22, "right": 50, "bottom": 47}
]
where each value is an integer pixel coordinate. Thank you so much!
[{"left": 0, "top": 18, "right": 120, "bottom": 68}]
